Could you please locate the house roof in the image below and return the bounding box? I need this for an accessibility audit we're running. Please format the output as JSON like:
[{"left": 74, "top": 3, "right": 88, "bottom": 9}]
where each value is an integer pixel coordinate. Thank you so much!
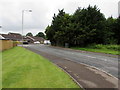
[
  {"left": 25, "top": 36, "right": 44, "bottom": 42},
  {"left": 26, "top": 36, "right": 35, "bottom": 41},
  {"left": 0, "top": 32, "right": 45, "bottom": 42},
  {"left": 1, "top": 33, "right": 22, "bottom": 40},
  {"left": 32, "top": 36, "right": 44, "bottom": 41},
  {"left": 8, "top": 32, "right": 21, "bottom": 36},
  {"left": 0, "top": 35, "right": 5, "bottom": 40}
]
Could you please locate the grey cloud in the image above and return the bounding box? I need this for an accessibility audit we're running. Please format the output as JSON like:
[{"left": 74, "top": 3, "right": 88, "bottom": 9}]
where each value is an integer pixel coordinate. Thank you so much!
[
  {"left": 1, "top": 1, "right": 51, "bottom": 34},
  {"left": 0, "top": 0, "right": 119, "bottom": 34}
]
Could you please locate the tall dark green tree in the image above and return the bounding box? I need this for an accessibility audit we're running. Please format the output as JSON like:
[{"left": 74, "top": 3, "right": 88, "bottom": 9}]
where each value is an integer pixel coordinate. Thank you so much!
[
  {"left": 45, "top": 9, "right": 71, "bottom": 46},
  {"left": 104, "top": 17, "right": 117, "bottom": 44},
  {"left": 45, "top": 5, "right": 118, "bottom": 47},
  {"left": 112, "top": 17, "right": 120, "bottom": 44},
  {"left": 71, "top": 5, "right": 106, "bottom": 46},
  {"left": 45, "top": 25, "right": 55, "bottom": 44}
]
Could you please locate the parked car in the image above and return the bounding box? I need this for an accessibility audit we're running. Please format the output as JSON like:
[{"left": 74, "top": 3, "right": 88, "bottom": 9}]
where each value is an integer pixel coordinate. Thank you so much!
[
  {"left": 34, "top": 41, "right": 40, "bottom": 44},
  {"left": 23, "top": 41, "right": 28, "bottom": 44},
  {"left": 44, "top": 40, "right": 51, "bottom": 45}
]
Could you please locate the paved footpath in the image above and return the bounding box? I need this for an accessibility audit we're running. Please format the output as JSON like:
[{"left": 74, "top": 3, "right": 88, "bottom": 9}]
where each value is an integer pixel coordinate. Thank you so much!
[{"left": 23, "top": 45, "right": 119, "bottom": 89}]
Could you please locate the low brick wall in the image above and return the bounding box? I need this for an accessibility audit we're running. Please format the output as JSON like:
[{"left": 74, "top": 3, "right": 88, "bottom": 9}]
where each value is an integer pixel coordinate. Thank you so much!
[{"left": 0, "top": 40, "right": 17, "bottom": 51}]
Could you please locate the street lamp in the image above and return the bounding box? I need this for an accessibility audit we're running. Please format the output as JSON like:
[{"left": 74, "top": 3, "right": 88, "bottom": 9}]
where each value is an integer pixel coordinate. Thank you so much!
[{"left": 22, "top": 10, "right": 32, "bottom": 45}]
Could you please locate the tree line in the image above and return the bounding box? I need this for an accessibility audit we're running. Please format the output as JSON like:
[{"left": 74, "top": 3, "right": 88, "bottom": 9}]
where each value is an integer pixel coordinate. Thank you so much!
[
  {"left": 45, "top": 5, "right": 120, "bottom": 47},
  {"left": 26, "top": 32, "right": 45, "bottom": 39}
]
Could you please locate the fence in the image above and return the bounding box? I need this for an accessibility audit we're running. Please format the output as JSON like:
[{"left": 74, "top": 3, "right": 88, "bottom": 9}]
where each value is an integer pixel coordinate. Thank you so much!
[{"left": 0, "top": 40, "right": 17, "bottom": 51}]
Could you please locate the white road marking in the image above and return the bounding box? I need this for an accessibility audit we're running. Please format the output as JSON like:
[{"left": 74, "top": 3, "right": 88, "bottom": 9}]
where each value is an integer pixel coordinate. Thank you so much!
[
  {"left": 101, "top": 58, "right": 108, "bottom": 61},
  {"left": 86, "top": 56, "right": 96, "bottom": 58},
  {"left": 86, "top": 55, "right": 108, "bottom": 61}
]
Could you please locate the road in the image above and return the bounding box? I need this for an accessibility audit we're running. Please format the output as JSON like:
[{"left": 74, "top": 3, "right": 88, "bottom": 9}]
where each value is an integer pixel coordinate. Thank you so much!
[{"left": 24, "top": 44, "right": 119, "bottom": 78}]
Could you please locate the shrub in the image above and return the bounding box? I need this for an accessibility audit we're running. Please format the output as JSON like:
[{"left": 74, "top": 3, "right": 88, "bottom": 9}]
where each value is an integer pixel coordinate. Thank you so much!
[{"left": 87, "top": 44, "right": 119, "bottom": 51}]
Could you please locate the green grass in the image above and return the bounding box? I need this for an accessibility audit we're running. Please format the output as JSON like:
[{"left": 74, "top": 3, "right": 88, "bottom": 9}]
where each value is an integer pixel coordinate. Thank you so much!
[
  {"left": 71, "top": 44, "right": 119, "bottom": 55},
  {"left": 2, "top": 47, "right": 79, "bottom": 88}
]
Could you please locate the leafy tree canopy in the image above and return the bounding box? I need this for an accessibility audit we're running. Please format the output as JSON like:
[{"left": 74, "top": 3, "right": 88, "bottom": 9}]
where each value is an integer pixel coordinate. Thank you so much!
[
  {"left": 45, "top": 5, "right": 119, "bottom": 47},
  {"left": 36, "top": 32, "right": 45, "bottom": 39},
  {"left": 26, "top": 32, "right": 33, "bottom": 37}
]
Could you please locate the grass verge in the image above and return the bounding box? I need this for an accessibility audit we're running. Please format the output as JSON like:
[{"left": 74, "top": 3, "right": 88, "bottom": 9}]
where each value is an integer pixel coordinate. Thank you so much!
[
  {"left": 71, "top": 44, "right": 119, "bottom": 55},
  {"left": 2, "top": 47, "right": 79, "bottom": 88}
]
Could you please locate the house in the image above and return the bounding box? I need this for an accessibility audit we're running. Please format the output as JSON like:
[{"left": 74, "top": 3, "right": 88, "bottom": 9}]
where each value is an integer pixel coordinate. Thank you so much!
[
  {"left": 32, "top": 36, "right": 44, "bottom": 44},
  {"left": 0, "top": 35, "right": 5, "bottom": 40},
  {"left": 24, "top": 36, "right": 44, "bottom": 44},
  {"left": 1, "top": 32, "right": 45, "bottom": 44},
  {"left": 1, "top": 33, "right": 22, "bottom": 41}
]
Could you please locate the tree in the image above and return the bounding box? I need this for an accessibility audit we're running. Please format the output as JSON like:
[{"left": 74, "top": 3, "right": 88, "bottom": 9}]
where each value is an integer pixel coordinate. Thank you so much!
[
  {"left": 36, "top": 32, "right": 45, "bottom": 38},
  {"left": 45, "top": 9, "right": 71, "bottom": 46},
  {"left": 112, "top": 17, "right": 120, "bottom": 44},
  {"left": 104, "top": 17, "right": 117, "bottom": 44},
  {"left": 104, "top": 16, "right": 120, "bottom": 44},
  {"left": 115, "top": 17, "right": 120, "bottom": 44},
  {"left": 26, "top": 32, "right": 33, "bottom": 36},
  {"left": 45, "top": 25, "right": 56, "bottom": 45},
  {"left": 45, "top": 5, "right": 115, "bottom": 47},
  {"left": 71, "top": 5, "right": 106, "bottom": 46}
]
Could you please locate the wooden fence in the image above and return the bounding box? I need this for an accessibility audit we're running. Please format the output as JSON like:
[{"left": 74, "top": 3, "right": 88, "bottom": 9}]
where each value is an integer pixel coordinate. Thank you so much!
[{"left": 0, "top": 40, "right": 17, "bottom": 51}]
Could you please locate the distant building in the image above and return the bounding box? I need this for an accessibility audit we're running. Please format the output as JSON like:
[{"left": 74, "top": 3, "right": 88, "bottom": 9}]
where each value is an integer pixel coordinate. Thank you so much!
[
  {"left": 1, "top": 33, "right": 22, "bottom": 41},
  {"left": 24, "top": 36, "right": 44, "bottom": 44},
  {"left": 1, "top": 32, "right": 45, "bottom": 44},
  {"left": 0, "top": 35, "right": 5, "bottom": 40},
  {"left": 118, "top": 1, "right": 120, "bottom": 17}
]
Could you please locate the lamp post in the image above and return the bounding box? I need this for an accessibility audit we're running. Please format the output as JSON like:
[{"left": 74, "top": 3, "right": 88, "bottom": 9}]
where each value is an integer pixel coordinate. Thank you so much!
[{"left": 22, "top": 10, "right": 32, "bottom": 45}]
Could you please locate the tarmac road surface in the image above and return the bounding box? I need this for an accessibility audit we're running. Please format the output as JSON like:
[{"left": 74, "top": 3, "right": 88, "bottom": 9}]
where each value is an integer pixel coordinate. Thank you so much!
[
  {"left": 24, "top": 44, "right": 119, "bottom": 78},
  {"left": 23, "top": 44, "right": 119, "bottom": 88},
  {"left": 23, "top": 44, "right": 120, "bottom": 78}
]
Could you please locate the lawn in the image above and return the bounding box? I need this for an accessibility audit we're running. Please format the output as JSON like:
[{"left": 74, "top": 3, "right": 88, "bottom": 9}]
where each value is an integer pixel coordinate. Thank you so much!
[
  {"left": 71, "top": 44, "right": 119, "bottom": 55},
  {"left": 2, "top": 47, "right": 79, "bottom": 88}
]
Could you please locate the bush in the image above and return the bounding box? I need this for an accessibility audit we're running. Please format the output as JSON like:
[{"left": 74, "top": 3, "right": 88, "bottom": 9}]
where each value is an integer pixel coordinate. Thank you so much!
[
  {"left": 87, "top": 44, "right": 119, "bottom": 51},
  {"left": 87, "top": 44, "right": 104, "bottom": 49},
  {"left": 105, "top": 45, "right": 119, "bottom": 51}
]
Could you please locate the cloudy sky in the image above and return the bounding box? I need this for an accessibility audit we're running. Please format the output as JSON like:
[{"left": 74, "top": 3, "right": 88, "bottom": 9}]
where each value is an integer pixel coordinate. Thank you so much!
[{"left": 0, "top": 0, "right": 119, "bottom": 35}]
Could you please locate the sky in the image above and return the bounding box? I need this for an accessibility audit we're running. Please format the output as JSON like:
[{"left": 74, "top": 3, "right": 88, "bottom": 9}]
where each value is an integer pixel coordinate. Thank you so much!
[{"left": 0, "top": 0, "right": 119, "bottom": 35}]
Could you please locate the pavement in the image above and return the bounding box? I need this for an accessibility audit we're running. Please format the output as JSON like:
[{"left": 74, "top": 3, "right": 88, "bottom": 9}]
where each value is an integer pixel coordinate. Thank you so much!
[{"left": 23, "top": 44, "right": 119, "bottom": 89}]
